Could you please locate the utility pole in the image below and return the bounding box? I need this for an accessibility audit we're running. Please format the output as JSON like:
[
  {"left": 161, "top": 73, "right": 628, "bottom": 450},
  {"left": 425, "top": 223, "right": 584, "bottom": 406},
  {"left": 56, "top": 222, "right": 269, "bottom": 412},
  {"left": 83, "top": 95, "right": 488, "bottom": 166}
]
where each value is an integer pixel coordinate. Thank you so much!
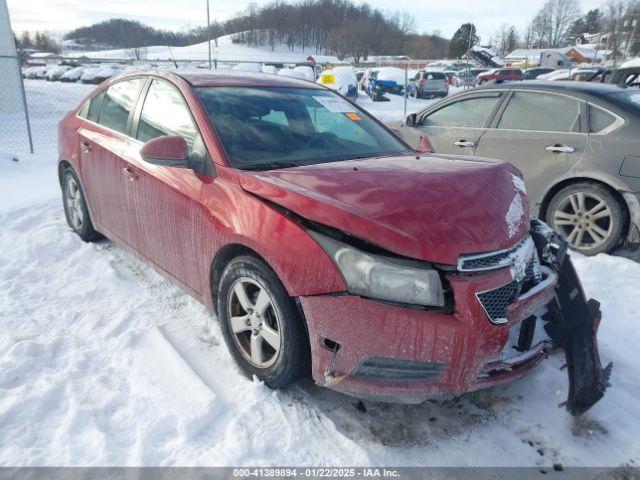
[{"left": 206, "top": 0, "right": 212, "bottom": 70}]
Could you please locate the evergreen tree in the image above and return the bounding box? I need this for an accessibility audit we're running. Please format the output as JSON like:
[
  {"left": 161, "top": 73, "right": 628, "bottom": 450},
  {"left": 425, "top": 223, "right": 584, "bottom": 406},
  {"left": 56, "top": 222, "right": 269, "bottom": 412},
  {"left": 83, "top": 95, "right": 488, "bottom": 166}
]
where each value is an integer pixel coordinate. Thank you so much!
[{"left": 448, "top": 23, "right": 479, "bottom": 58}]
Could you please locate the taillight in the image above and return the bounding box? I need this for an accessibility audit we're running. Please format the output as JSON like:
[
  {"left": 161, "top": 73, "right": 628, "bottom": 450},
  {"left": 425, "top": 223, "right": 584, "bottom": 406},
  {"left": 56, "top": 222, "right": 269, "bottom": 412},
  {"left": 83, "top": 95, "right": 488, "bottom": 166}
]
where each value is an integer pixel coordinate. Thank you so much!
[{"left": 419, "top": 79, "right": 425, "bottom": 85}]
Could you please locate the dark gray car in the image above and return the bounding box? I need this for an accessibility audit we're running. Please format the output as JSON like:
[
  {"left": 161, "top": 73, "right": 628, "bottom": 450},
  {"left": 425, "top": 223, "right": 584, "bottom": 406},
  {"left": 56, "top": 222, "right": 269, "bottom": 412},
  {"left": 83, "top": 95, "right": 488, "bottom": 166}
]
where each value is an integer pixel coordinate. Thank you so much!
[{"left": 394, "top": 81, "right": 640, "bottom": 255}]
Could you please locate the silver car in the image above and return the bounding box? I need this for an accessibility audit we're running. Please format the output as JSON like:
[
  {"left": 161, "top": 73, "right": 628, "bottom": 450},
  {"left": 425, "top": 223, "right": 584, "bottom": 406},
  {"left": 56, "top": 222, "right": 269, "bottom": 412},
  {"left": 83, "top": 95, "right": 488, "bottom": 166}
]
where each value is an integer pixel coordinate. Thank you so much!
[
  {"left": 395, "top": 81, "right": 640, "bottom": 255},
  {"left": 412, "top": 71, "right": 449, "bottom": 99}
]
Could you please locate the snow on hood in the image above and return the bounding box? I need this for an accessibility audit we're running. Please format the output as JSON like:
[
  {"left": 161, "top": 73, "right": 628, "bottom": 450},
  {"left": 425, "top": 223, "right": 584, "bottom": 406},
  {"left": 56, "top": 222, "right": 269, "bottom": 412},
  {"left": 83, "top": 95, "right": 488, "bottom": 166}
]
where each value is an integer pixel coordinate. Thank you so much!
[
  {"left": 376, "top": 67, "right": 406, "bottom": 84},
  {"left": 621, "top": 58, "right": 640, "bottom": 69},
  {"left": 317, "top": 67, "right": 356, "bottom": 93},
  {"left": 233, "top": 63, "right": 263, "bottom": 73},
  {"left": 238, "top": 155, "right": 530, "bottom": 265},
  {"left": 278, "top": 66, "right": 315, "bottom": 81}
]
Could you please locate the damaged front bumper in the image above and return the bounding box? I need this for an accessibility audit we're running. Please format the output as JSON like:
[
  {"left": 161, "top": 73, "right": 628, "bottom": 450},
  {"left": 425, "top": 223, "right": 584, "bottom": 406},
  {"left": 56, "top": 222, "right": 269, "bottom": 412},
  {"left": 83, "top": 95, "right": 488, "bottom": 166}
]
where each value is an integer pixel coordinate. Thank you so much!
[{"left": 299, "top": 220, "right": 611, "bottom": 415}]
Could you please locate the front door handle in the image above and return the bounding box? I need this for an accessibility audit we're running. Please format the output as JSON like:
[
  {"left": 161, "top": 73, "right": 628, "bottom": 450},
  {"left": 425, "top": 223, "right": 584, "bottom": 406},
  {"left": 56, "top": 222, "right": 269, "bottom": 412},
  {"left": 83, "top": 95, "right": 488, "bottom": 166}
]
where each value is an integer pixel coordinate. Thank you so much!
[
  {"left": 546, "top": 144, "right": 575, "bottom": 153},
  {"left": 453, "top": 140, "right": 475, "bottom": 147},
  {"left": 122, "top": 166, "right": 138, "bottom": 182},
  {"left": 80, "top": 141, "right": 91, "bottom": 153}
]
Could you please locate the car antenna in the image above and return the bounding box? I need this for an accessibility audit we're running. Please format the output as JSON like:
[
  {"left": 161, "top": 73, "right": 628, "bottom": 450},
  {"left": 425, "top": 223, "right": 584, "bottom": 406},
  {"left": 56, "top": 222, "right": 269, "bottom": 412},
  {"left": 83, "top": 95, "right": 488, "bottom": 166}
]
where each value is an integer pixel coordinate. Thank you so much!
[{"left": 168, "top": 46, "right": 178, "bottom": 69}]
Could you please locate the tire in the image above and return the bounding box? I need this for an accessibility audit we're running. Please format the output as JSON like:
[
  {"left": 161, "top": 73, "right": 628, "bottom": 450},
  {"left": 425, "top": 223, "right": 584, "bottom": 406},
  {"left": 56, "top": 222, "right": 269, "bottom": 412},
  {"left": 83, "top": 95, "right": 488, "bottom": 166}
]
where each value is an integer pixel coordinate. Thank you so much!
[
  {"left": 217, "top": 255, "right": 310, "bottom": 388},
  {"left": 546, "top": 182, "right": 626, "bottom": 255},
  {"left": 61, "top": 166, "right": 99, "bottom": 242}
]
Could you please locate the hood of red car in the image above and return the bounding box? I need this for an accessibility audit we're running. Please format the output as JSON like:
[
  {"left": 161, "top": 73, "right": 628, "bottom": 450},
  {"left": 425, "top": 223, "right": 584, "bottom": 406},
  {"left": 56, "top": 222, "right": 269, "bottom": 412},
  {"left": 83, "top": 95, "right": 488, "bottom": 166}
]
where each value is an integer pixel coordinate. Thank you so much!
[{"left": 238, "top": 154, "right": 529, "bottom": 265}]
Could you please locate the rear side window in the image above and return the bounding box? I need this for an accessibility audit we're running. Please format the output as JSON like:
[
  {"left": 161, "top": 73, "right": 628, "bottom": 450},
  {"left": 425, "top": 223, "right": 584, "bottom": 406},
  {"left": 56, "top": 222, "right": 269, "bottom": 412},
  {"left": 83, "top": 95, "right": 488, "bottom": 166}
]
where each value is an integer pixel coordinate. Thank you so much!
[
  {"left": 97, "top": 79, "right": 143, "bottom": 134},
  {"left": 588, "top": 105, "right": 616, "bottom": 133},
  {"left": 497, "top": 92, "right": 581, "bottom": 132},
  {"left": 421, "top": 95, "right": 501, "bottom": 128},
  {"left": 88, "top": 91, "right": 105, "bottom": 122},
  {"left": 136, "top": 79, "right": 198, "bottom": 147}
]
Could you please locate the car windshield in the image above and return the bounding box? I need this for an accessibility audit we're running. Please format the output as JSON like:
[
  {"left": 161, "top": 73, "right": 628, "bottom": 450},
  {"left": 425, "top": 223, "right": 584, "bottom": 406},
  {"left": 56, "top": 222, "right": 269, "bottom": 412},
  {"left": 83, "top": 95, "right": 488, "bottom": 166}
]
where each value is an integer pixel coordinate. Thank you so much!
[
  {"left": 196, "top": 87, "right": 410, "bottom": 170},
  {"left": 608, "top": 90, "right": 640, "bottom": 108}
]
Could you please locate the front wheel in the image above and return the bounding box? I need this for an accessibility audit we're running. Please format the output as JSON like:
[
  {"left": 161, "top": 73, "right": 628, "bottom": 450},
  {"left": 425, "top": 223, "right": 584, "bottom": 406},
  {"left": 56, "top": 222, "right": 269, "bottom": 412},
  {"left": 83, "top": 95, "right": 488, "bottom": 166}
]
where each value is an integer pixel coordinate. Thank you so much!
[
  {"left": 217, "top": 255, "right": 310, "bottom": 388},
  {"left": 547, "top": 183, "right": 625, "bottom": 255}
]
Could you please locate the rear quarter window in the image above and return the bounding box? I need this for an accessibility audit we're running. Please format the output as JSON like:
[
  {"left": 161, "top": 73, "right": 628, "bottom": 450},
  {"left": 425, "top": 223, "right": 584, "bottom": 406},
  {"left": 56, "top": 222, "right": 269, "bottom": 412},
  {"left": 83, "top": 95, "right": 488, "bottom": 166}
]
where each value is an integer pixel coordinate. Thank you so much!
[{"left": 588, "top": 104, "right": 617, "bottom": 133}]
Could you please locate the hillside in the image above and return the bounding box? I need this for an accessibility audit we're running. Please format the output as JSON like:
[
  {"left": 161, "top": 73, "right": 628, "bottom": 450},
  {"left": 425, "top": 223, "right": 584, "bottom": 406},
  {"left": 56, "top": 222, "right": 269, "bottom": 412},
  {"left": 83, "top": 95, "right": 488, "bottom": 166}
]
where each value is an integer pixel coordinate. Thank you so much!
[{"left": 68, "top": 34, "right": 341, "bottom": 64}]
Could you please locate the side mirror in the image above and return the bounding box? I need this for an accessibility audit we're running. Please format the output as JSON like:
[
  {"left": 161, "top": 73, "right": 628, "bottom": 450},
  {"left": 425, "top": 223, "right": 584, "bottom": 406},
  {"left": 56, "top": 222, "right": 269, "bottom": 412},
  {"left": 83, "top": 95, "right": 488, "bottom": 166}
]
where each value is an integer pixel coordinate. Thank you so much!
[
  {"left": 140, "top": 135, "right": 190, "bottom": 169},
  {"left": 416, "top": 135, "right": 434, "bottom": 154},
  {"left": 405, "top": 113, "right": 417, "bottom": 128}
]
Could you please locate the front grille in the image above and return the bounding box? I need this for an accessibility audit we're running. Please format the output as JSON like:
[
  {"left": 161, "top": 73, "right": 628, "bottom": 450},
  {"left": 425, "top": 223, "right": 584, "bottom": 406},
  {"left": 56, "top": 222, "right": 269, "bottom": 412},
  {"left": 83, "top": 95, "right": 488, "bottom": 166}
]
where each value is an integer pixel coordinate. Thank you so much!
[
  {"left": 474, "top": 250, "right": 544, "bottom": 325},
  {"left": 458, "top": 236, "right": 533, "bottom": 272}
]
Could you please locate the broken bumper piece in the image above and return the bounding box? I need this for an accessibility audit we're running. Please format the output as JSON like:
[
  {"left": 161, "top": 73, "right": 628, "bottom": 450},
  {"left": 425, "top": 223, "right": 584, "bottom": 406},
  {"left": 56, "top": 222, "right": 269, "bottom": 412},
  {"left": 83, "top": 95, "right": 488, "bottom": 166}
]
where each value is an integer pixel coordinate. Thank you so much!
[{"left": 533, "top": 219, "right": 612, "bottom": 415}]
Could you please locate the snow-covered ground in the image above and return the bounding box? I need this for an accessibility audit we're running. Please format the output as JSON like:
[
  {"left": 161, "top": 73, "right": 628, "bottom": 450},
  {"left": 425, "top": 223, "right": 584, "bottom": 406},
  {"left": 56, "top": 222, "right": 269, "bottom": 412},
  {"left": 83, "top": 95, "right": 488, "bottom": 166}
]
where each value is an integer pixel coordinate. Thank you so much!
[
  {"left": 68, "top": 34, "right": 340, "bottom": 64},
  {"left": 0, "top": 80, "right": 639, "bottom": 468}
]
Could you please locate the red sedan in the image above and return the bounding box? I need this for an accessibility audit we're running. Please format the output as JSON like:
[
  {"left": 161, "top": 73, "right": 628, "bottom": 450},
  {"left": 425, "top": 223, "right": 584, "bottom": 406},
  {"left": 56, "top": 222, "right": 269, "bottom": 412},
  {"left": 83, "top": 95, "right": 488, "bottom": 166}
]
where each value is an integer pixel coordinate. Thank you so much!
[
  {"left": 58, "top": 70, "right": 610, "bottom": 413},
  {"left": 477, "top": 68, "right": 524, "bottom": 84}
]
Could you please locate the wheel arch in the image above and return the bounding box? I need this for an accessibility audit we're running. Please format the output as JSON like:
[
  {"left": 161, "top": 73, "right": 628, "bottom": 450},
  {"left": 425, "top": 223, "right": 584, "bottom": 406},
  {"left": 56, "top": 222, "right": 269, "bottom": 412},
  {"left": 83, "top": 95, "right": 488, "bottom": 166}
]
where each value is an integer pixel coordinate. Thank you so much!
[
  {"left": 209, "top": 243, "right": 277, "bottom": 315},
  {"left": 539, "top": 176, "right": 630, "bottom": 237},
  {"left": 209, "top": 242, "right": 312, "bottom": 338}
]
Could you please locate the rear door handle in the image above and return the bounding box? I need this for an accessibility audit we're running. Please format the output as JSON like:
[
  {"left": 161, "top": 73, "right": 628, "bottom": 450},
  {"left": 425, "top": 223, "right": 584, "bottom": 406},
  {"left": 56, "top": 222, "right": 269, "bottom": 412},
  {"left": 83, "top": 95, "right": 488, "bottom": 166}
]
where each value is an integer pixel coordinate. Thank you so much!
[
  {"left": 546, "top": 144, "right": 575, "bottom": 153},
  {"left": 80, "top": 141, "right": 91, "bottom": 153},
  {"left": 122, "top": 166, "right": 138, "bottom": 182},
  {"left": 453, "top": 140, "right": 475, "bottom": 147}
]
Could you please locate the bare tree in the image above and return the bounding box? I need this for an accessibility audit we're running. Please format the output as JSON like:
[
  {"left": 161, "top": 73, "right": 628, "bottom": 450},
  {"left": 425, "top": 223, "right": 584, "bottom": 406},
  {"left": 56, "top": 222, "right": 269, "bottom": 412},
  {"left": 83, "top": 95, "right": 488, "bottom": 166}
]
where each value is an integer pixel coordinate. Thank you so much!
[{"left": 529, "top": 0, "right": 582, "bottom": 47}]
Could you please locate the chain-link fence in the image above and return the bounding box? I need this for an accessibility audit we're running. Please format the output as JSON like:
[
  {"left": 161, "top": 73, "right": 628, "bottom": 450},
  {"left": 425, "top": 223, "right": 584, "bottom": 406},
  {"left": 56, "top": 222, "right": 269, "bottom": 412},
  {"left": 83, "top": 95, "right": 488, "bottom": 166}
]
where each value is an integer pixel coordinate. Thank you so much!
[{"left": 1, "top": 55, "right": 442, "bottom": 158}]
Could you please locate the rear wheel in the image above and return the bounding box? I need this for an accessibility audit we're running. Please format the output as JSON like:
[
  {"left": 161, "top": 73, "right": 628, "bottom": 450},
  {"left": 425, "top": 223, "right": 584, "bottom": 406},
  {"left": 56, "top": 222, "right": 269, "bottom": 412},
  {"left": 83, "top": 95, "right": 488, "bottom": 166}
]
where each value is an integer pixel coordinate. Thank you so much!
[
  {"left": 547, "top": 182, "right": 625, "bottom": 255},
  {"left": 217, "top": 255, "right": 310, "bottom": 388},
  {"left": 61, "top": 166, "right": 99, "bottom": 242}
]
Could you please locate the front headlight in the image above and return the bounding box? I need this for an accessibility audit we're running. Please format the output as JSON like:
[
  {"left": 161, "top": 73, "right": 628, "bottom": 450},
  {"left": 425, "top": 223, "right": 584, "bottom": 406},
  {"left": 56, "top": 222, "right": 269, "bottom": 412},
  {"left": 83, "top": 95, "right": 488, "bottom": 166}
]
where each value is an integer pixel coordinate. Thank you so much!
[{"left": 309, "top": 231, "right": 445, "bottom": 307}]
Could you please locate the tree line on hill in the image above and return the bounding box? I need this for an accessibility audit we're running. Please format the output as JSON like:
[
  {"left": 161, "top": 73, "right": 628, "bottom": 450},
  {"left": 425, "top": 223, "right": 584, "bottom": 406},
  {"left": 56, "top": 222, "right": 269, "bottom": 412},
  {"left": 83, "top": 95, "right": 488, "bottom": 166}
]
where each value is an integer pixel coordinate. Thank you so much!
[
  {"left": 14, "top": 0, "right": 449, "bottom": 62},
  {"left": 195, "top": 0, "right": 448, "bottom": 62}
]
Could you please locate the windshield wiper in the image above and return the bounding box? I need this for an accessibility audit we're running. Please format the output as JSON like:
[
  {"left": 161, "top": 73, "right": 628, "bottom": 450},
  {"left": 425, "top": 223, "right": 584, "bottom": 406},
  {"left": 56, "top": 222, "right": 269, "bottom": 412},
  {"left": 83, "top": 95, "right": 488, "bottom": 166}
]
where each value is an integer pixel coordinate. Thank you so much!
[{"left": 238, "top": 162, "right": 300, "bottom": 171}]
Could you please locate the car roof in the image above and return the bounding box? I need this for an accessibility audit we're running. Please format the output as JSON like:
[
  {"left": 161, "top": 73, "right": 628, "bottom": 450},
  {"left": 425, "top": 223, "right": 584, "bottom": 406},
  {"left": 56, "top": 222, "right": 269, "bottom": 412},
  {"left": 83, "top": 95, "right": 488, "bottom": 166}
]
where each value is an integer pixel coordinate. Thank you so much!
[
  {"left": 476, "top": 80, "right": 627, "bottom": 96},
  {"left": 111, "top": 69, "right": 324, "bottom": 89}
]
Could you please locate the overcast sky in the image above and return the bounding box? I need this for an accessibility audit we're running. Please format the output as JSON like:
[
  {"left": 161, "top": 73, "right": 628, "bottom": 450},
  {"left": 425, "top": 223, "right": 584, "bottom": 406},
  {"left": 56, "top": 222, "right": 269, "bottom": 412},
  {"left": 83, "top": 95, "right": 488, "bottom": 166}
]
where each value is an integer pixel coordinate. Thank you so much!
[{"left": 7, "top": 0, "right": 607, "bottom": 42}]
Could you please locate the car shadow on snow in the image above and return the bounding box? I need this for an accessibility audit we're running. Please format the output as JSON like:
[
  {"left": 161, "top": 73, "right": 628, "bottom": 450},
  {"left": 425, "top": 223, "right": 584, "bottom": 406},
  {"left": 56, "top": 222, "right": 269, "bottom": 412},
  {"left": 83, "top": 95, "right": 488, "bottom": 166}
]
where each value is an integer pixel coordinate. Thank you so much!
[{"left": 285, "top": 378, "right": 498, "bottom": 447}]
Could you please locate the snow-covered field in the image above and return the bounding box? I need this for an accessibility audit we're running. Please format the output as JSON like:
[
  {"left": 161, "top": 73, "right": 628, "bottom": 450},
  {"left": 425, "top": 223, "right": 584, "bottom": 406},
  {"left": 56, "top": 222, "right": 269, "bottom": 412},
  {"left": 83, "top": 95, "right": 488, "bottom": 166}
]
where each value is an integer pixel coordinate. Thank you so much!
[
  {"left": 68, "top": 34, "right": 340, "bottom": 64},
  {"left": 0, "top": 80, "right": 639, "bottom": 468}
]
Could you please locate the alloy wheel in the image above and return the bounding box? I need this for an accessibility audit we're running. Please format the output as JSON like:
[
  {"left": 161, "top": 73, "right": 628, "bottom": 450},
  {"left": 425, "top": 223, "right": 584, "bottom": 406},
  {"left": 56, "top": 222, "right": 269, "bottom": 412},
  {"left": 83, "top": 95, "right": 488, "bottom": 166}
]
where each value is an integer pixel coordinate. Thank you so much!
[
  {"left": 227, "top": 277, "right": 282, "bottom": 369},
  {"left": 552, "top": 191, "right": 613, "bottom": 251},
  {"left": 65, "top": 176, "right": 84, "bottom": 231}
]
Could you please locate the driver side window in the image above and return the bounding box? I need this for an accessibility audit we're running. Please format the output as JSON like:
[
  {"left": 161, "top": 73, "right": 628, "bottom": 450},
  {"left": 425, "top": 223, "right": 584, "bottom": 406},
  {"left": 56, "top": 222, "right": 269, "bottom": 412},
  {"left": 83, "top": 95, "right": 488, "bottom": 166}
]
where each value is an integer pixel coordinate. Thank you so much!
[
  {"left": 136, "top": 79, "right": 198, "bottom": 147},
  {"left": 420, "top": 94, "right": 501, "bottom": 128}
]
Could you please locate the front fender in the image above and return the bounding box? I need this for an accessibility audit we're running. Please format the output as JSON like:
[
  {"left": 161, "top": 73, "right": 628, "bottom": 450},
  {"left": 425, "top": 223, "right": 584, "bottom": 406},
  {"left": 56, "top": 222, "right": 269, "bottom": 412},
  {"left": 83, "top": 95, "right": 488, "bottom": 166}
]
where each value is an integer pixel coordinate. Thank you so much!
[{"left": 200, "top": 180, "right": 347, "bottom": 306}]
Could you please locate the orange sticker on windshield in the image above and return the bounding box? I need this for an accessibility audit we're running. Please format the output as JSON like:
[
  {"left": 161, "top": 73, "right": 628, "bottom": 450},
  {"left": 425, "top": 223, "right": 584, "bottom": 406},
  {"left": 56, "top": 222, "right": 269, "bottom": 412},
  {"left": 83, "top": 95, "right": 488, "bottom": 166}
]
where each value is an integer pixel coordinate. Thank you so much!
[{"left": 346, "top": 113, "right": 361, "bottom": 121}]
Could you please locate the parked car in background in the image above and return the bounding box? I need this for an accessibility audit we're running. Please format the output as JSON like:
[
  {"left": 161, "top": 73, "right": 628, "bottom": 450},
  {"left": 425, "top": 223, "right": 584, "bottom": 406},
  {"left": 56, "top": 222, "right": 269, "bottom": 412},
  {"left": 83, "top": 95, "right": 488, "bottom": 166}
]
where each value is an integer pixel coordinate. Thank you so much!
[
  {"left": 278, "top": 65, "right": 315, "bottom": 81},
  {"left": 317, "top": 66, "right": 358, "bottom": 100},
  {"left": 80, "top": 64, "right": 125, "bottom": 84},
  {"left": 44, "top": 65, "right": 70, "bottom": 81},
  {"left": 366, "top": 67, "right": 405, "bottom": 101},
  {"left": 455, "top": 70, "right": 477, "bottom": 87},
  {"left": 610, "top": 66, "right": 640, "bottom": 88},
  {"left": 411, "top": 70, "right": 449, "bottom": 98},
  {"left": 395, "top": 81, "right": 640, "bottom": 255},
  {"left": 60, "top": 66, "right": 86, "bottom": 82},
  {"left": 477, "top": 68, "right": 524, "bottom": 84},
  {"left": 443, "top": 71, "right": 461, "bottom": 87},
  {"left": 523, "top": 67, "right": 555, "bottom": 80},
  {"left": 57, "top": 70, "right": 609, "bottom": 414}
]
